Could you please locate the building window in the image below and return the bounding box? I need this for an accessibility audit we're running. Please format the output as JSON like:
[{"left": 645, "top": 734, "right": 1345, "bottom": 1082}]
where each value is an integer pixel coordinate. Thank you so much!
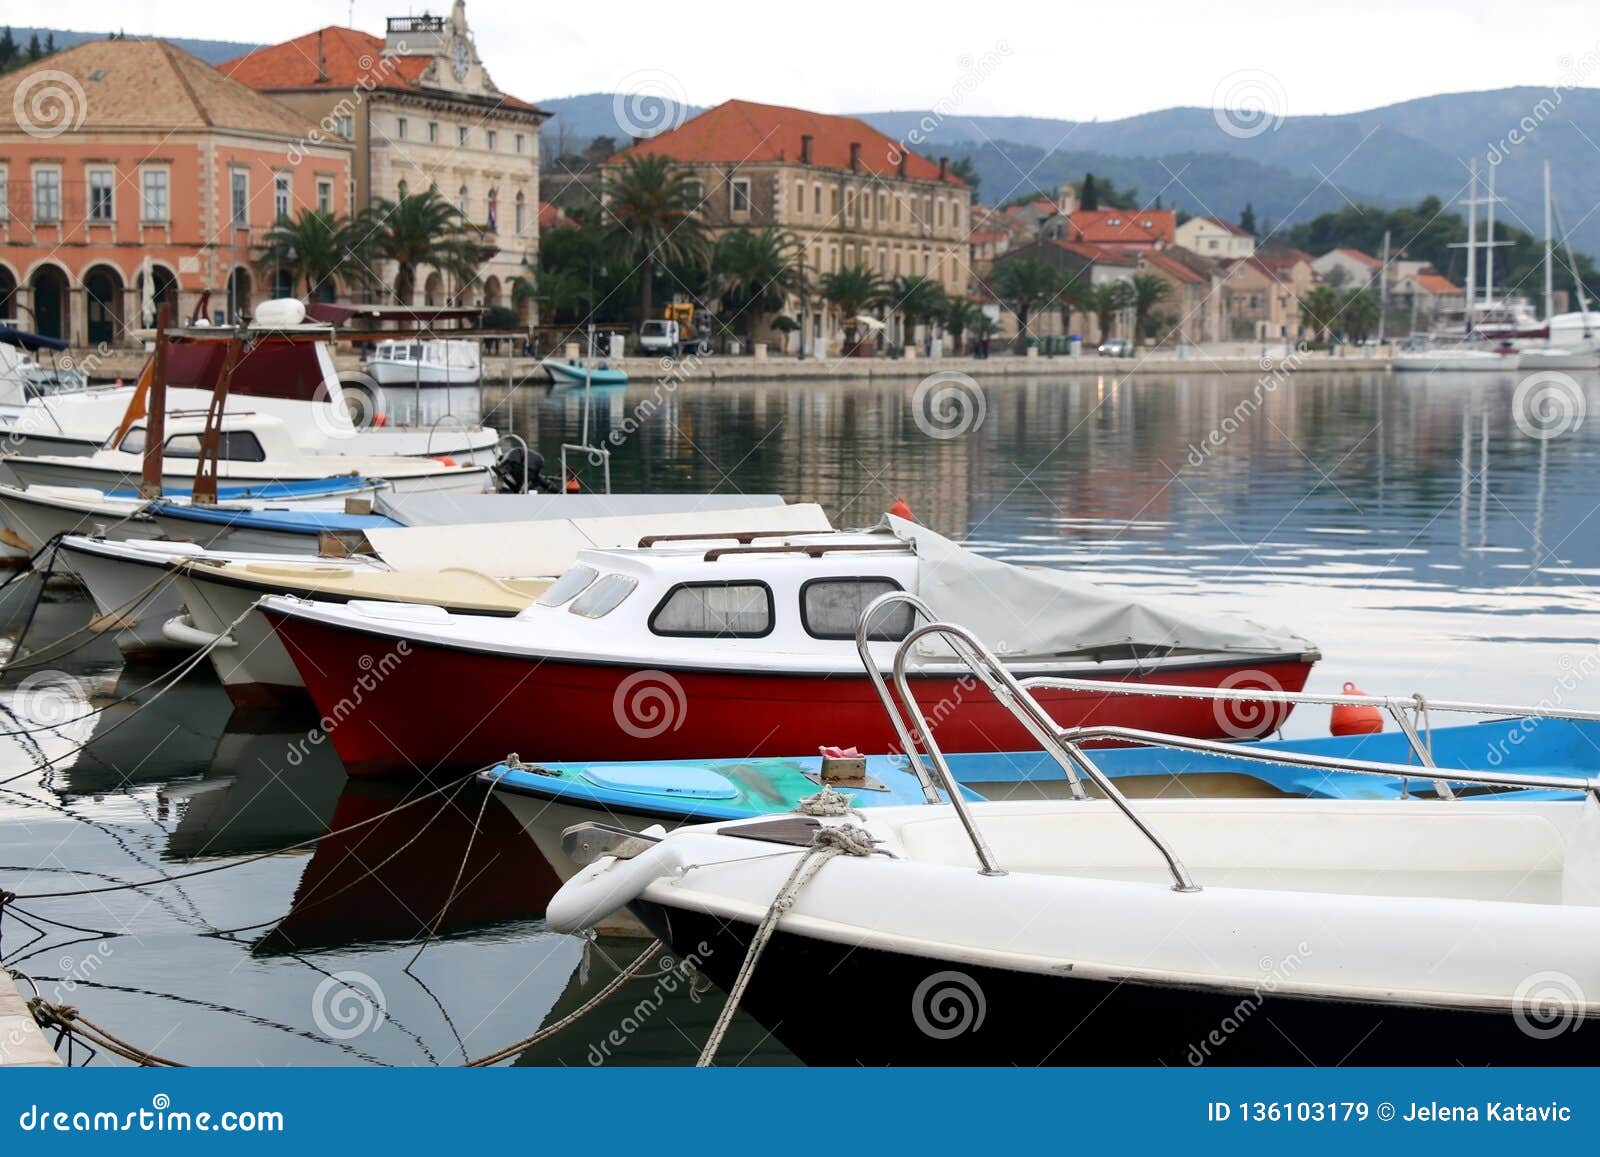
[
  {"left": 274, "top": 173, "right": 291, "bottom": 220},
  {"left": 486, "top": 129, "right": 497, "bottom": 150},
  {"left": 397, "top": 116, "right": 408, "bottom": 140},
  {"left": 813, "top": 183, "right": 822, "bottom": 215},
  {"left": 878, "top": 191, "right": 887, "bottom": 224},
  {"left": 515, "top": 190, "right": 526, "bottom": 234},
  {"left": 335, "top": 114, "right": 353, "bottom": 138},
  {"left": 397, "top": 179, "right": 408, "bottom": 200},
  {"left": 487, "top": 187, "right": 498, "bottom": 232},
  {"left": 33, "top": 168, "right": 61, "bottom": 221},
  {"left": 428, "top": 121, "right": 439, "bottom": 143},
  {"left": 0, "top": 166, "right": 8, "bottom": 225},
  {"left": 88, "top": 167, "right": 114, "bottom": 222},
  {"left": 230, "top": 170, "right": 248, "bottom": 226},
  {"left": 684, "top": 179, "right": 702, "bottom": 204},
  {"left": 457, "top": 184, "right": 468, "bottom": 216},
  {"left": 458, "top": 125, "right": 469, "bottom": 147},
  {"left": 141, "top": 168, "right": 169, "bottom": 221},
  {"left": 730, "top": 177, "right": 751, "bottom": 213},
  {"left": 515, "top": 133, "right": 525, "bottom": 154},
  {"left": 936, "top": 198, "right": 945, "bottom": 228},
  {"left": 316, "top": 178, "right": 333, "bottom": 214},
  {"left": 795, "top": 180, "right": 805, "bottom": 217},
  {"left": 844, "top": 189, "right": 855, "bottom": 222}
]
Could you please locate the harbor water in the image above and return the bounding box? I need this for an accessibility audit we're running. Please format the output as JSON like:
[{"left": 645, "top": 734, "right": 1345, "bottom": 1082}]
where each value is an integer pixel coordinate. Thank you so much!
[{"left": 3, "top": 366, "right": 1598, "bottom": 1065}]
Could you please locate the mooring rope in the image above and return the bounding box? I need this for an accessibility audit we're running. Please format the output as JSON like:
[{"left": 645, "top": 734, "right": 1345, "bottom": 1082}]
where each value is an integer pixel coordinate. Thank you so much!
[
  {"left": 462, "top": 938, "right": 663, "bottom": 1067},
  {"left": 0, "top": 563, "right": 182, "bottom": 675},
  {"left": 27, "top": 994, "right": 187, "bottom": 1067},
  {"left": 697, "top": 823, "right": 881, "bottom": 1067}
]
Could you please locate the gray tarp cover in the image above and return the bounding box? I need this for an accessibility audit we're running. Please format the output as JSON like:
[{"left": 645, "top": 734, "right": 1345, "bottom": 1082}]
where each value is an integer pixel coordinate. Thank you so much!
[{"left": 881, "top": 515, "right": 1317, "bottom": 660}]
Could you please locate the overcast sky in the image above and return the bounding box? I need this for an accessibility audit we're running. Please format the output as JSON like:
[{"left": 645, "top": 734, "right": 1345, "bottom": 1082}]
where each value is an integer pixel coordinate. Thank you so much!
[{"left": 11, "top": 0, "right": 1594, "bottom": 121}]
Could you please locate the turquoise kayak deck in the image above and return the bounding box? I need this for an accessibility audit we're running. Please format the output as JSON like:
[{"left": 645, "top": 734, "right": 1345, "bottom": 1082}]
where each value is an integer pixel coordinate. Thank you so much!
[{"left": 483, "top": 717, "right": 1594, "bottom": 824}]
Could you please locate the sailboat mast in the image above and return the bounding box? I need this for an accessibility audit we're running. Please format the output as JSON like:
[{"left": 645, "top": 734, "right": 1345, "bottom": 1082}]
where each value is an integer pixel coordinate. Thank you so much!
[
  {"left": 1543, "top": 159, "right": 1554, "bottom": 327},
  {"left": 1464, "top": 160, "right": 1478, "bottom": 335},
  {"left": 1485, "top": 162, "right": 1497, "bottom": 309}
]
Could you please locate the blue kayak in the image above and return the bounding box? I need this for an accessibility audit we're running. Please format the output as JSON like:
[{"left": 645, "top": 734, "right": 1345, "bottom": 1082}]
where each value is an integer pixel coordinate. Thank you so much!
[
  {"left": 483, "top": 717, "right": 1593, "bottom": 826},
  {"left": 146, "top": 503, "right": 399, "bottom": 534},
  {"left": 105, "top": 476, "right": 376, "bottom": 502}
]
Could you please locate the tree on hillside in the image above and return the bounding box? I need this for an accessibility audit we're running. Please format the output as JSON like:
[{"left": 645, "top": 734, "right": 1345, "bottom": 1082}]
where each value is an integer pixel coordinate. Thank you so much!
[
  {"left": 26, "top": 32, "right": 42, "bottom": 61},
  {"left": 0, "top": 28, "right": 17, "bottom": 72},
  {"left": 1080, "top": 174, "right": 1099, "bottom": 211},
  {"left": 948, "top": 156, "right": 980, "bottom": 197},
  {"left": 1240, "top": 203, "right": 1257, "bottom": 234}
]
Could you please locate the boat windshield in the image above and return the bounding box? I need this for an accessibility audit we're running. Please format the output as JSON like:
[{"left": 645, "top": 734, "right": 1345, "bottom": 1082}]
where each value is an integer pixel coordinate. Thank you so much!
[
  {"left": 569, "top": 573, "right": 637, "bottom": 619},
  {"left": 537, "top": 564, "right": 598, "bottom": 607}
]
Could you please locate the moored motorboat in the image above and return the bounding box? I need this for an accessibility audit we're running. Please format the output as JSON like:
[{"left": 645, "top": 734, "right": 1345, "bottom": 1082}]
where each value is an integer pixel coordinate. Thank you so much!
[
  {"left": 540, "top": 357, "right": 628, "bottom": 388},
  {"left": 169, "top": 501, "right": 833, "bottom": 700},
  {"left": 261, "top": 515, "right": 1319, "bottom": 776}
]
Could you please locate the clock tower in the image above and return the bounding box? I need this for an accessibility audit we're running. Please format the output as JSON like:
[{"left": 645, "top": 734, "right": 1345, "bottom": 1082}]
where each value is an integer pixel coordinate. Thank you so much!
[{"left": 383, "top": 1, "right": 491, "bottom": 95}]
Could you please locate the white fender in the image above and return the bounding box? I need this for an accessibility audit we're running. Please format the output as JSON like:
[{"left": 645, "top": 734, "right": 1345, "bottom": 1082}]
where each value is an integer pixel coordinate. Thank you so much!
[{"left": 546, "top": 842, "right": 681, "bottom": 934}]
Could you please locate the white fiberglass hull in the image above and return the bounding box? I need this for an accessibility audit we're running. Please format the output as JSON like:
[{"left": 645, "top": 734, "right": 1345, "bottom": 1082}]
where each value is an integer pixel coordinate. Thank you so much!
[
  {"left": 55, "top": 537, "right": 192, "bottom": 658},
  {"left": 0, "top": 485, "right": 153, "bottom": 561},
  {"left": 366, "top": 361, "right": 482, "bottom": 387},
  {"left": 5, "top": 455, "right": 489, "bottom": 496},
  {"left": 1393, "top": 350, "right": 1520, "bottom": 373}
]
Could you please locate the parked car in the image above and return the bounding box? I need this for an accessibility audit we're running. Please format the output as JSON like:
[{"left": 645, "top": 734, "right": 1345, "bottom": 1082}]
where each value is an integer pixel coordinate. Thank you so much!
[{"left": 1097, "top": 338, "right": 1134, "bottom": 358}]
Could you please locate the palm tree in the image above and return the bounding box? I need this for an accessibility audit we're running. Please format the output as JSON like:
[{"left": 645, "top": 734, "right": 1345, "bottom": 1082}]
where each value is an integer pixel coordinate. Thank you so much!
[
  {"left": 989, "top": 257, "right": 1058, "bottom": 350},
  {"left": 1130, "top": 273, "right": 1173, "bottom": 342},
  {"left": 601, "top": 155, "right": 709, "bottom": 321},
  {"left": 1298, "top": 285, "right": 1343, "bottom": 342},
  {"left": 1086, "top": 281, "right": 1135, "bottom": 344},
  {"left": 513, "top": 265, "right": 591, "bottom": 326},
  {"left": 256, "top": 209, "right": 374, "bottom": 302},
  {"left": 362, "top": 189, "right": 478, "bottom": 305},
  {"left": 942, "top": 293, "right": 980, "bottom": 355},
  {"left": 714, "top": 227, "right": 801, "bottom": 343},
  {"left": 886, "top": 275, "right": 946, "bottom": 352},
  {"left": 819, "top": 264, "right": 884, "bottom": 355},
  {"left": 1339, "top": 288, "right": 1381, "bottom": 343}
]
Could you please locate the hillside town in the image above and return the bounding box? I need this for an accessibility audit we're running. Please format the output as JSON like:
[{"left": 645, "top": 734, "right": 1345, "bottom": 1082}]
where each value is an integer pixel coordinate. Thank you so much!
[{"left": 0, "top": 3, "right": 1572, "bottom": 361}]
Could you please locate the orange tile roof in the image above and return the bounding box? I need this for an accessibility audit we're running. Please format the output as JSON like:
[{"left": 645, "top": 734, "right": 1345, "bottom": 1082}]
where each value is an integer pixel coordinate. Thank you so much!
[
  {"left": 616, "top": 99, "right": 964, "bottom": 184},
  {"left": 1331, "top": 247, "right": 1383, "bottom": 268},
  {"left": 1198, "top": 215, "right": 1253, "bottom": 237},
  {"left": 220, "top": 27, "right": 544, "bottom": 114},
  {"left": 538, "top": 201, "right": 576, "bottom": 230},
  {"left": 1068, "top": 209, "right": 1175, "bottom": 246},
  {"left": 1051, "top": 239, "right": 1138, "bottom": 266},
  {"left": 1415, "top": 273, "right": 1461, "bottom": 295},
  {"left": 0, "top": 38, "right": 322, "bottom": 138},
  {"left": 1141, "top": 250, "right": 1207, "bottom": 284}
]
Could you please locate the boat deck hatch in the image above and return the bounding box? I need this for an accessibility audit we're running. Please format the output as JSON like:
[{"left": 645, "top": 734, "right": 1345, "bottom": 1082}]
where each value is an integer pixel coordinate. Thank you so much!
[{"left": 581, "top": 764, "right": 739, "bottom": 800}]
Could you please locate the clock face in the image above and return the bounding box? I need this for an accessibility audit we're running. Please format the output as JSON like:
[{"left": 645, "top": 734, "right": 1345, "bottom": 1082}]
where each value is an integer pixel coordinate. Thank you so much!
[{"left": 451, "top": 39, "right": 469, "bottom": 80}]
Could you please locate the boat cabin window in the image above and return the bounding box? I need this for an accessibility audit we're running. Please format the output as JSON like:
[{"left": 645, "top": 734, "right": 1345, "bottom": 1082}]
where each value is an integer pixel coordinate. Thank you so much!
[
  {"left": 649, "top": 581, "right": 774, "bottom": 638},
  {"left": 114, "top": 429, "right": 267, "bottom": 462},
  {"left": 162, "top": 432, "right": 268, "bottom": 462},
  {"left": 537, "top": 564, "right": 598, "bottom": 607},
  {"left": 569, "top": 573, "right": 638, "bottom": 619},
  {"left": 800, "top": 577, "right": 911, "bottom": 640}
]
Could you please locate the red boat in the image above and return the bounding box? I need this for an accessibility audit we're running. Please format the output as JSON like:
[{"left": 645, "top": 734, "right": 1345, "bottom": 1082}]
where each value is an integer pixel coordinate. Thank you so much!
[{"left": 262, "top": 519, "right": 1320, "bottom": 777}]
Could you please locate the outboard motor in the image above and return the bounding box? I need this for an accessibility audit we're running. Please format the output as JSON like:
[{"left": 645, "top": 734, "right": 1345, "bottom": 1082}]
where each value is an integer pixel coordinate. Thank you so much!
[{"left": 493, "top": 446, "right": 562, "bottom": 493}]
